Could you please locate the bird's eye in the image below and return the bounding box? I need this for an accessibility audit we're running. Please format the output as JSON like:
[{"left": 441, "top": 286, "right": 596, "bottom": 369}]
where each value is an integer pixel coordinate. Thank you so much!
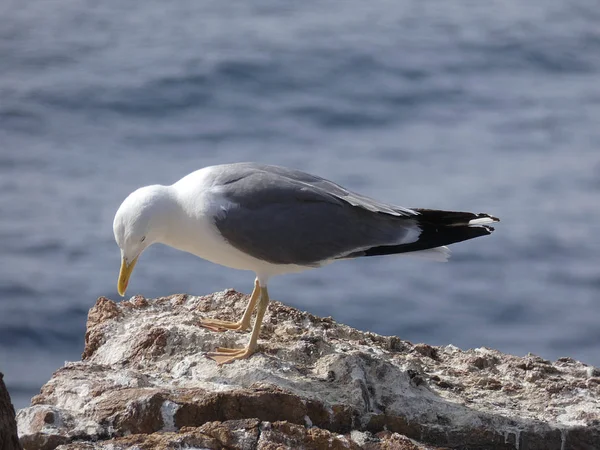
[{"left": 141, "top": 236, "right": 146, "bottom": 242}]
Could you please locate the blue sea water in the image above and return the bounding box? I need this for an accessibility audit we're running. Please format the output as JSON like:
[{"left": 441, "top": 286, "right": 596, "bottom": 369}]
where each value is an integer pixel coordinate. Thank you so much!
[{"left": 1, "top": 0, "right": 600, "bottom": 410}]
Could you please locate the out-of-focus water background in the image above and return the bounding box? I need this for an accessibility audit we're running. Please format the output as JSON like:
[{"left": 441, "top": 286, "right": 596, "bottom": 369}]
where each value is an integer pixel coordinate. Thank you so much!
[{"left": 2, "top": 0, "right": 600, "bottom": 409}]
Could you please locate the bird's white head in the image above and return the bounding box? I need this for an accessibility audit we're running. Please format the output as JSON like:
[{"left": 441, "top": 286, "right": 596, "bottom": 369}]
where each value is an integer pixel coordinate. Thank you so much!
[{"left": 113, "top": 185, "right": 173, "bottom": 296}]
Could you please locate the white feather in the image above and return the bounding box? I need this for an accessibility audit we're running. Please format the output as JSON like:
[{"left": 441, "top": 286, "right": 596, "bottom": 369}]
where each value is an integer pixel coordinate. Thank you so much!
[
  {"left": 400, "top": 246, "right": 451, "bottom": 262},
  {"left": 468, "top": 217, "right": 496, "bottom": 225}
]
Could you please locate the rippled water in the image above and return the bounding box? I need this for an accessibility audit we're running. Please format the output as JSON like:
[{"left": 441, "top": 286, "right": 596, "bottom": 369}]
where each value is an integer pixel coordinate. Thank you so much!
[{"left": 1, "top": 0, "right": 600, "bottom": 409}]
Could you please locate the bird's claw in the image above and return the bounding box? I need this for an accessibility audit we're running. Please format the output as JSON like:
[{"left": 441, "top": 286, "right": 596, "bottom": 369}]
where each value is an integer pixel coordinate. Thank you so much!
[
  {"left": 206, "top": 347, "right": 252, "bottom": 365},
  {"left": 199, "top": 318, "right": 250, "bottom": 333}
]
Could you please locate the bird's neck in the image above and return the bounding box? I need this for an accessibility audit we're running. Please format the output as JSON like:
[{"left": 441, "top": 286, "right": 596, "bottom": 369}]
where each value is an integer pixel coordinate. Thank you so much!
[{"left": 158, "top": 187, "right": 218, "bottom": 258}]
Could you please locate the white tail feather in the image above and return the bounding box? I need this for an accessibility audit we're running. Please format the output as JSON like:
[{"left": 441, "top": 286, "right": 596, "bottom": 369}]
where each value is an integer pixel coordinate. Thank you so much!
[
  {"left": 468, "top": 217, "right": 496, "bottom": 225},
  {"left": 400, "top": 246, "right": 451, "bottom": 262}
]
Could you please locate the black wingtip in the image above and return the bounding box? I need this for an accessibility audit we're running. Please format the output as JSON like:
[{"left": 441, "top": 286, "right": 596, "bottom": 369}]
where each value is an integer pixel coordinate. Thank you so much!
[{"left": 483, "top": 225, "right": 495, "bottom": 234}]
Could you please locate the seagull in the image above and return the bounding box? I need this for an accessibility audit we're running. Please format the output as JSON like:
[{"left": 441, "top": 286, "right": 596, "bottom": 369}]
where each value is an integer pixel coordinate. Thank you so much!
[{"left": 113, "top": 163, "right": 499, "bottom": 364}]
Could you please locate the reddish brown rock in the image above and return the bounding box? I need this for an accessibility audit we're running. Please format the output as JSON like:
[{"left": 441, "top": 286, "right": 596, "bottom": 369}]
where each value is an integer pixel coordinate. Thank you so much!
[
  {"left": 55, "top": 420, "right": 440, "bottom": 450},
  {"left": 0, "top": 373, "right": 22, "bottom": 450},
  {"left": 81, "top": 297, "right": 121, "bottom": 360},
  {"left": 412, "top": 343, "right": 438, "bottom": 359}
]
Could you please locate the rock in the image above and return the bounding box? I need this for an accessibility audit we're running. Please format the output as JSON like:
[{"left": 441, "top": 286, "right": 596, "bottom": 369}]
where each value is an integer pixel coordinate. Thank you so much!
[
  {"left": 52, "top": 420, "right": 442, "bottom": 450},
  {"left": 16, "top": 290, "right": 600, "bottom": 450},
  {"left": 0, "top": 373, "right": 22, "bottom": 450}
]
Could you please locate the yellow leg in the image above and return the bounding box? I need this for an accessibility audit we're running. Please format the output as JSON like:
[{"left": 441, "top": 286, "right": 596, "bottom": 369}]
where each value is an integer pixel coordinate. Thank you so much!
[
  {"left": 207, "top": 285, "right": 270, "bottom": 365},
  {"left": 200, "top": 279, "right": 260, "bottom": 332}
]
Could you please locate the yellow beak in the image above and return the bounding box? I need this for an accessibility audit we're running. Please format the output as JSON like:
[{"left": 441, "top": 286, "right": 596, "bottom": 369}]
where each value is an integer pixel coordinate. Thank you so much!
[{"left": 117, "top": 256, "right": 138, "bottom": 297}]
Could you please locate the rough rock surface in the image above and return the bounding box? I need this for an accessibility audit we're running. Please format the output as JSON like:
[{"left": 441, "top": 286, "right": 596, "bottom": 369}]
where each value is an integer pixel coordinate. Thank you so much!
[
  {"left": 16, "top": 290, "right": 600, "bottom": 450},
  {"left": 0, "top": 372, "right": 22, "bottom": 450},
  {"left": 53, "top": 420, "right": 439, "bottom": 450}
]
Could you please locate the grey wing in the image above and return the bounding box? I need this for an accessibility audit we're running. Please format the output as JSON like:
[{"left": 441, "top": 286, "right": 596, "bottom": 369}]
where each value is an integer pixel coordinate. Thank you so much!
[
  {"left": 212, "top": 168, "right": 419, "bottom": 265},
  {"left": 211, "top": 163, "right": 417, "bottom": 217}
]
